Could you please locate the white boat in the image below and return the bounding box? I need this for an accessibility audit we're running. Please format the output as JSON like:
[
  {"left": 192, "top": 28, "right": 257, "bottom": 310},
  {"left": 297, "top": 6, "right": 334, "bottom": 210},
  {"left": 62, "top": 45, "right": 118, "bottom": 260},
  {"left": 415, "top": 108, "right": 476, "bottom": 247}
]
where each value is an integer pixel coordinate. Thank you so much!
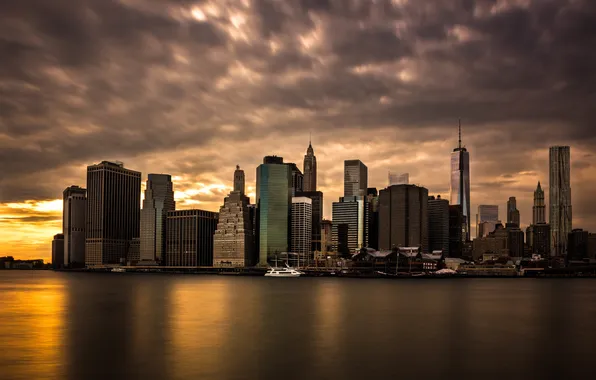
[
  {"left": 265, "top": 265, "right": 303, "bottom": 277},
  {"left": 111, "top": 267, "right": 126, "bottom": 273}
]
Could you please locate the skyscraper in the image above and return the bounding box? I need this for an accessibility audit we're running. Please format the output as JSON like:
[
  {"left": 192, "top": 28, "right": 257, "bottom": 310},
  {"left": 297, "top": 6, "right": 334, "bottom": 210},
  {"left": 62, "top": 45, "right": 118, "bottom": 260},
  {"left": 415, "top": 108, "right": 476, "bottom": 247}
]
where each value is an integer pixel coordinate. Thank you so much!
[
  {"left": 332, "top": 196, "right": 365, "bottom": 255},
  {"left": 166, "top": 209, "right": 218, "bottom": 266},
  {"left": 344, "top": 160, "right": 368, "bottom": 197},
  {"left": 234, "top": 165, "right": 245, "bottom": 194},
  {"left": 52, "top": 233, "right": 64, "bottom": 269},
  {"left": 85, "top": 161, "right": 141, "bottom": 266},
  {"left": 214, "top": 166, "right": 255, "bottom": 267},
  {"left": 507, "top": 197, "right": 520, "bottom": 226},
  {"left": 303, "top": 139, "right": 317, "bottom": 192},
  {"left": 63, "top": 185, "right": 86, "bottom": 267},
  {"left": 291, "top": 197, "right": 312, "bottom": 260},
  {"left": 533, "top": 182, "right": 546, "bottom": 225},
  {"left": 476, "top": 205, "right": 499, "bottom": 238},
  {"left": 378, "top": 184, "right": 429, "bottom": 253},
  {"left": 140, "top": 174, "right": 175, "bottom": 264},
  {"left": 388, "top": 172, "right": 409, "bottom": 186},
  {"left": 295, "top": 190, "right": 323, "bottom": 253},
  {"left": 449, "top": 121, "right": 471, "bottom": 241},
  {"left": 428, "top": 195, "right": 449, "bottom": 255},
  {"left": 366, "top": 188, "right": 379, "bottom": 250},
  {"left": 256, "top": 157, "right": 292, "bottom": 264},
  {"left": 549, "top": 146, "right": 572, "bottom": 255},
  {"left": 286, "top": 163, "right": 304, "bottom": 197}
]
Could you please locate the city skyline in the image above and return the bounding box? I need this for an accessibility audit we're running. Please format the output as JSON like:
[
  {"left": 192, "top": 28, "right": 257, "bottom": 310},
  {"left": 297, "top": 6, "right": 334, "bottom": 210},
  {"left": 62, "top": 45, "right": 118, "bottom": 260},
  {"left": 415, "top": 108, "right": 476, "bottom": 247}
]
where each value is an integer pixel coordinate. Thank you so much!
[{"left": 2, "top": 0, "right": 596, "bottom": 261}]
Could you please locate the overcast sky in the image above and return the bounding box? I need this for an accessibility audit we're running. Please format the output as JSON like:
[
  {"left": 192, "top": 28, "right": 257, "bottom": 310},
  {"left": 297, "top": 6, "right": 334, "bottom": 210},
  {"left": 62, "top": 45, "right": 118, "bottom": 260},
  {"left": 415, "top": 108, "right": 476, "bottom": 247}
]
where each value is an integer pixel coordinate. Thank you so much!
[{"left": 1, "top": 0, "right": 595, "bottom": 260}]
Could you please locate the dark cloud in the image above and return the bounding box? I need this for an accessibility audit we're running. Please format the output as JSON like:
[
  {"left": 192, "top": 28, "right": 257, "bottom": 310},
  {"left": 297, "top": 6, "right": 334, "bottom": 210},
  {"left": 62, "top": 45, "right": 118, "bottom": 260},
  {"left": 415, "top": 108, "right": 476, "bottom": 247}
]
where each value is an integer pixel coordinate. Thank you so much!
[{"left": 1, "top": 0, "right": 596, "bottom": 235}]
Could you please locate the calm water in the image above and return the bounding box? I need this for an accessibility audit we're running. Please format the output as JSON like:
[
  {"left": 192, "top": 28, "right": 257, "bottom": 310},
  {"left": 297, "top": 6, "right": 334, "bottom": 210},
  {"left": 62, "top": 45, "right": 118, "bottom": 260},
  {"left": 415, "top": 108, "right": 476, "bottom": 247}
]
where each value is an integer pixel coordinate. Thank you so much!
[{"left": 1, "top": 271, "right": 595, "bottom": 380}]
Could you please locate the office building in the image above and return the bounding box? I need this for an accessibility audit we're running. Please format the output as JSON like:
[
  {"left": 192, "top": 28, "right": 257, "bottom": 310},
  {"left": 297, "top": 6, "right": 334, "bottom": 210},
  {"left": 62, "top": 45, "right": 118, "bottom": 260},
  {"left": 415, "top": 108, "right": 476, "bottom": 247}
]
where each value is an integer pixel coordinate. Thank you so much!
[
  {"left": 507, "top": 197, "right": 520, "bottom": 226},
  {"left": 256, "top": 157, "right": 292, "bottom": 264},
  {"left": 214, "top": 167, "right": 255, "bottom": 267},
  {"left": 472, "top": 223, "right": 508, "bottom": 260},
  {"left": 85, "top": 161, "right": 141, "bottom": 266},
  {"left": 506, "top": 223, "right": 525, "bottom": 257},
  {"left": 52, "top": 233, "right": 64, "bottom": 269},
  {"left": 378, "top": 184, "right": 429, "bottom": 253},
  {"left": 286, "top": 163, "right": 304, "bottom": 197},
  {"left": 321, "top": 219, "right": 333, "bottom": 254},
  {"left": 449, "top": 205, "right": 464, "bottom": 258},
  {"left": 234, "top": 165, "right": 245, "bottom": 194},
  {"left": 140, "top": 174, "right": 175, "bottom": 264},
  {"left": 388, "top": 172, "right": 409, "bottom": 186},
  {"left": 291, "top": 197, "right": 312, "bottom": 260},
  {"left": 303, "top": 139, "right": 317, "bottom": 192},
  {"left": 127, "top": 238, "right": 140, "bottom": 263},
  {"left": 527, "top": 223, "right": 550, "bottom": 257},
  {"left": 263, "top": 155, "right": 284, "bottom": 165},
  {"left": 449, "top": 122, "right": 471, "bottom": 241},
  {"left": 295, "top": 190, "right": 323, "bottom": 253},
  {"left": 166, "top": 209, "right": 218, "bottom": 266},
  {"left": 332, "top": 196, "right": 365, "bottom": 255},
  {"left": 533, "top": 182, "right": 546, "bottom": 224},
  {"left": 344, "top": 160, "right": 368, "bottom": 197},
  {"left": 63, "top": 185, "right": 86, "bottom": 267},
  {"left": 367, "top": 188, "right": 379, "bottom": 250},
  {"left": 428, "top": 195, "right": 449, "bottom": 255},
  {"left": 568, "top": 229, "right": 589, "bottom": 260},
  {"left": 549, "top": 146, "right": 572, "bottom": 255},
  {"left": 476, "top": 205, "right": 499, "bottom": 238}
]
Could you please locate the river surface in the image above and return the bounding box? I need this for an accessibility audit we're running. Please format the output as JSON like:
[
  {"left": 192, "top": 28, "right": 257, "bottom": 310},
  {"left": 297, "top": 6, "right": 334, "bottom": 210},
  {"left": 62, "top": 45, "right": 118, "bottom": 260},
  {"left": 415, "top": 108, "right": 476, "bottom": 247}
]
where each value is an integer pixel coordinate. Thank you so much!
[{"left": 1, "top": 271, "right": 595, "bottom": 380}]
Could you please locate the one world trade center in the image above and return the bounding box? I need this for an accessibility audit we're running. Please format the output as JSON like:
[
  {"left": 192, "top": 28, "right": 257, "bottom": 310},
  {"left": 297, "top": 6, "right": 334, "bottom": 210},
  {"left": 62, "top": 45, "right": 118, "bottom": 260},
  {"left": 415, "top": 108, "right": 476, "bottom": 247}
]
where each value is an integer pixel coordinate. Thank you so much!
[{"left": 450, "top": 121, "right": 471, "bottom": 242}]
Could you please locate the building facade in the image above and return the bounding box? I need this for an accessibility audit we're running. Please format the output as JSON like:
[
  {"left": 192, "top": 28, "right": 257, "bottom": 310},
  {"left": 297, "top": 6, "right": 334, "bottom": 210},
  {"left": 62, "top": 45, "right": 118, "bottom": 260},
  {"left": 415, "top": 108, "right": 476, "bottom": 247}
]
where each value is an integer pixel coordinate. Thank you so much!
[
  {"left": 344, "top": 160, "right": 368, "bottom": 197},
  {"left": 213, "top": 191, "right": 255, "bottom": 267},
  {"left": 303, "top": 141, "right": 317, "bottom": 192},
  {"left": 140, "top": 174, "right": 175, "bottom": 264},
  {"left": 321, "top": 219, "right": 333, "bottom": 254},
  {"left": 63, "top": 185, "right": 86, "bottom": 267},
  {"left": 450, "top": 123, "right": 471, "bottom": 241},
  {"left": 476, "top": 204, "right": 499, "bottom": 238},
  {"left": 449, "top": 205, "right": 464, "bottom": 258},
  {"left": 286, "top": 162, "right": 304, "bottom": 197},
  {"left": 166, "top": 209, "right": 218, "bottom": 266},
  {"left": 533, "top": 182, "right": 546, "bottom": 224},
  {"left": 528, "top": 223, "right": 550, "bottom": 256},
  {"left": 366, "top": 188, "right": 379, "bottom": 250},
  {"left": 85, "top": 161, "right": 141, "bottom": 266},
  {"left": 428, "top": 195, "right": 449, "bottom": 255},
  {"left": 291, "top": 197, "right": 312, "bottom": 260},
  {"left": 332, "top": 196, "right": 365, "bottom": 255},
  {"left": 568, "top": 229, "right": 589, "bottom": 260},
  {"left": 256, "top": 159, "right": 292, "bottom": 264},
  {"left": 295, "top": 190, "right": 323, "bottom": 253},
  {"left": 52, "top": 233, "right": 64, "bottom": 269},
  {"left": 378, "top": 184, "right": 429, "bottom": 253},
  {"left": 234, "top": 165, "right": 245, "bottom": 194},
  {"left": 549, "top": 146, "right": 572, "bottom": 256}
]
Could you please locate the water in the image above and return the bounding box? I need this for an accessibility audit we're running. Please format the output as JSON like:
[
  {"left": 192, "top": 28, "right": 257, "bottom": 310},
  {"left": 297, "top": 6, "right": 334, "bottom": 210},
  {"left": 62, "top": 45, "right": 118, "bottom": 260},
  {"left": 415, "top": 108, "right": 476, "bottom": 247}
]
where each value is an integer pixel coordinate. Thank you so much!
[{"left": 1, "top": 271, "right": 595, "bottom": 380}]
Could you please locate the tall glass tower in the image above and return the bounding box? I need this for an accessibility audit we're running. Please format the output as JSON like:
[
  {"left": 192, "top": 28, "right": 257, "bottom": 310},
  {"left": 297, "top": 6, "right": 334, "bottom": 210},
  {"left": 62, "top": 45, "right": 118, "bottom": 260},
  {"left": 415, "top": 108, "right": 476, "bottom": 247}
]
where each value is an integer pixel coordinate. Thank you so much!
[
  {"left": 549, "top": 146, "right": 572, "bottom": 256},
  {"left": 256, "top": 158, "right": 292, "bottom": 265},
  {"left": 449, "top": 121, "right": 471, "bottom": 241}
]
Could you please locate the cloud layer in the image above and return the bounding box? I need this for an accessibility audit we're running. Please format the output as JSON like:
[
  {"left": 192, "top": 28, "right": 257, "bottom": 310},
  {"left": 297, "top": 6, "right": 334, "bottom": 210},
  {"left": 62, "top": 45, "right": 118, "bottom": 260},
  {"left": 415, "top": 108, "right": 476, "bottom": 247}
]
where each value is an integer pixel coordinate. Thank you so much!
[{"left": 1, "top": 0, "right": 596, "bottom": 259}]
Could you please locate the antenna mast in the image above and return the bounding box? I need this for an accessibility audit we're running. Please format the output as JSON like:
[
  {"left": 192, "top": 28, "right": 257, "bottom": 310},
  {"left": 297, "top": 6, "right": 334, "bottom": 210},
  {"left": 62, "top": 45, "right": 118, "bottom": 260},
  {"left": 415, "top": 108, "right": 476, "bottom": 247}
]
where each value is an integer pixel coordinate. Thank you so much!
[{"left": 458, "top": 119, "right": 462, "bottom": 149}]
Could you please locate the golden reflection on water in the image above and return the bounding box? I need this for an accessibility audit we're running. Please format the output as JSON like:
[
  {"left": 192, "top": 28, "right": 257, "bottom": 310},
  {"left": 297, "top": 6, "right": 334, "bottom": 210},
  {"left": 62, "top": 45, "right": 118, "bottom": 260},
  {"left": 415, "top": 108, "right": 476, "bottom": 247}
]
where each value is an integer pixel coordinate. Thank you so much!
[
  {"left": 169, "top": 279, "right": 230, "bottom": 377},
  {"left": 313, "top": 281, "right": 342, "bottom": 361},
  {"left": 0, "top": 274, "right": 66, "bottom": 380}
]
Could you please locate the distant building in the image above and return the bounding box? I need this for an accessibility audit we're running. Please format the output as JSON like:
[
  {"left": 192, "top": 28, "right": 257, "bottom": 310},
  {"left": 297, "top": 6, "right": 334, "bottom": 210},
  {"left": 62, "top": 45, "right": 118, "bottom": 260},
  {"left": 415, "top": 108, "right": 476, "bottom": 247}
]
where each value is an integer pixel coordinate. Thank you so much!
[
  {"left": 507, "top": 197, "right": 520, "bottom": 226},
  {"left": 366, "top": 188, "right": 379, "bottom": 250},
  {"left": 378, "top": 184, "right": 429, "bottom": 253},
  {"left": 332, "top": 196, "right": 365, "bottom": 255},
  {"left": 549, "top": 146, "right": 572, "bottom": 255},
  {"left": 303, "top": 140, "right": 317, "bottom": 192},
  {"left": 63, "top": 185, "right": 86, "bottom": 267},
  {"left": 257, "top": 157, "right": 292, "bottom": 264},
  {"left": 213, "top": 169, "right": 255, "bottom": 267},
  {"left": 263, "top": 155, "right": 284, "bottom": 165},
  {"left": 85, "top": 161, "right": 141, "bottom": 266},
  {"left": 568, "top": 229, "right": 589, "bottom": 260},
  {"left": 476, "top": 205, "right": 499, "bottom": 238},
  {"left": 473, "top": 223, "right": 508, "bottom": 260},
  {"left": 321, "top": 219, "right": 333, "bottom": 254},
  {"left": 344, "top": 160, "right": 368, "bottom": 197},
  {"left": 388, "top": 172, "right": 409, "bottom": 186},
  {"left": 166, "top": 209, "right": 218, "bottom": 266},
  {"left": 140, "top": 174, "right": 175, "bottom": 265},
  {"left": 449, "top": 205, "right": 464, "bottom": 258},
  {"left": 291, "top": 197, "right": 312, "bottom": 260},
  {"left": 428, "top": 195, "right": 449, "bottom": 255},
  {"left": 285, "top": 162, "right": 304, "bottom": 197},
  {"left": 52, "top": 234, "right": 64, "bottom": 269},
  {"left": 507, "top": 223, "right": 525, "bottom": 257},
  {"left": 295, "top": 191, "right": 323, "bottom": 253},
  {"left": 127, "top": 238, "right": 140, "bottom": 264},
  {"left": 533, "top": 182, "right": 546, "bottom": 224},
  {"left": 588, "top": 233, "right": 596, "bottom": 259},
  {"left": 527, "top": 223, "right": 550, "bottom": 256},
  {"left": 450, "top": 122, "right": 471, "bottom": 241}
]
